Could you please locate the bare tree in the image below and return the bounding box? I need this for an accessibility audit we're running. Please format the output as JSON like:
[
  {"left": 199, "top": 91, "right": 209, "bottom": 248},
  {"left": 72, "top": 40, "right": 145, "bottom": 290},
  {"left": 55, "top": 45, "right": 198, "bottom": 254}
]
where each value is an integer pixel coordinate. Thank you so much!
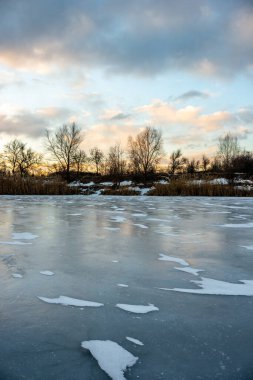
[
  {"left": 168, "top": 149, "right": 187, "bottom": 174},
  {"left": 90, "top": 147, "right": 104, "bottom": 174},
  {"left": 217, "top": 133, "right": 240, "bottom": 171},
  {"left": 106, "top": 144, "right": 126, "bottom": 186},
  {"left": 73, "top": 149, "right": 87, "bottom": 175},
  {"left": 4, "top": 139, "right": 42, "bottom": 176},
  {"left": 46, "top": 123, "right": 83, "bottom": 181},
  {"left": 128, "top": 126, "right": 163, "bottom": 179},
  {"left": 201, "top": 154, "right": 210, "bottom": 173},
  {"left": 186, "top": 158, "right": 200, "bottom": 174}
]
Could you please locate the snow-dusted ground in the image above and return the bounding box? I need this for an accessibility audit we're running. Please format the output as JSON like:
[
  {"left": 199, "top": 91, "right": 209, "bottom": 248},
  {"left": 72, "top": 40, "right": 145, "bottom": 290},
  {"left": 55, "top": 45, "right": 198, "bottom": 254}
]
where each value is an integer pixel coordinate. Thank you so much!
[{"left": 1, "top": 195, "right": 253, "bottom": 379}]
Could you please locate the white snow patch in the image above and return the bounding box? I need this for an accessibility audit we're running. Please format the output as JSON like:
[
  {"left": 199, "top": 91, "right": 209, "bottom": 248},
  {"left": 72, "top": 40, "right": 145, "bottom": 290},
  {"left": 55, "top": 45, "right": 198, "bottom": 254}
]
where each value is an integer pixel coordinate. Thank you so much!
[
  {"left": 100, "top": 181, "right": 113, "bottom": 186},
  {"left": 120, "top": 181, "right": 132, "bottom": 186},
  {"left": 126, "top": 337, "right": 144, "bottom": 346},
  {"left": 12, "top": 273, "right": 23, "bottom": 278},
  {"left": 241, "top": 245, "right": 253, "bottom": 250},
  {"left": 158, "top": 254, "right": 189, "bottom": 266},
  {"left": 132, "top": 213, "right": 147, "bottom": 217},
  {"left": 12, "top": 232, "right": 38, "bottom": 240},
  {"left": 38, "top": 296, "right": 103, "bottom": 307},
  {"left": 140, "top": 188, "right": 151, "bottom": 195},
  {"left": 209, "top": 178, "right": 228, "bottom": 185},
  {"left": 133, "top": 224, "right": 148, "bottom": 229},
  {"left": 112, "top": 260, "right": 119, "bottom": 263},
  {"left": 117, "top": 284, "right": 128, "bottom": 287},
  {"left": 116, "top": 303, "right": 159, "bottom": 314},
  {"left": 81, "top": 340, "right": 138, "bottom": 380},
  {"left": 40, "top": 271, "right": 55, "bottom": 276},
  {"left": 160, "top": 277, "right": 253, "bottom": 296},
  {"left": 104, "top": 227, "right": 120, "bottom": 231},
  {"left": 174, "top": 266, "right": 204, "bottom": 276},
  {"left": 219, "top": 222, "right": 253, "bottom": 228},
  {"left": 66, "top": 213, "right": 82, "bottom": 216}
]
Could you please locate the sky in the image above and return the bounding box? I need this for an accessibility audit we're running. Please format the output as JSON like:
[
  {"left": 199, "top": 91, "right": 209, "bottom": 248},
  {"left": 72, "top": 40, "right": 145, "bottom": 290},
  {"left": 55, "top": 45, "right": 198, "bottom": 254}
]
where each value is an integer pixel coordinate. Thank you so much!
[{"left": 0, "top": 0, "right": 253, "bottom": 159}]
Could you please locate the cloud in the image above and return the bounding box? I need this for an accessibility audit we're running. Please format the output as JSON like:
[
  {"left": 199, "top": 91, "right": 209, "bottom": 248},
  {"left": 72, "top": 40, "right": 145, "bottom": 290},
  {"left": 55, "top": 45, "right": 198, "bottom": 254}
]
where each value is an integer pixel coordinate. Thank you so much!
[
  {"left": 0, "top": 1, "right": 252, "bottom": 77},
  {"left": 176, "top": 90, "right": 210, "bottom": 101},
  {"left": 0, "top": 110, "right": 48, "bottom": 138}
]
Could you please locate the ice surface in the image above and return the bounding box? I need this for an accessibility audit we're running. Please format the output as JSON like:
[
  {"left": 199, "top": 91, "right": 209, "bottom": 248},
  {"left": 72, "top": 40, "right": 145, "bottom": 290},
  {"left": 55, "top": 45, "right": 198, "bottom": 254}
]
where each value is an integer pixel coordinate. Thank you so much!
[
  {"left": 126, "top": 337, "right": 144, "bottom": 346},
  {"left": 81, "top": 340, "right": 138, "bottom": 380},
  {"left": 241, "top": 245, "right": 253, "bottom": 250},
  {"left": 12, "top": 232, "right": 38, "bottom": 240},
  {"left": 133, "top": 224, "right": 148, "bottom": 229},
  {"left": 158, "top": 254, "right": 189, "bottom": 266},
  {"left": 38, "top": 296, "right": 104, "bottom": 307},
  {"left": 117, "top": 284, "right": 128, "bottom": 287},
  {"left": 40, "top": 271, "right": 54, "bottom": 276},
  {"left": 220, "top": 222, "right": 253, "bottom": 228},
  {"left": 116, "top": 303, "right": 159, "bottom": 313},
  {"left": 160, "top": 277, "right": 253, "bottom": 296},
  {"left": 174, "top": 267, "right": 204, "bottom": 276},
  {"left": 12, "top": 273, "right": 23, "bottom": 278}
]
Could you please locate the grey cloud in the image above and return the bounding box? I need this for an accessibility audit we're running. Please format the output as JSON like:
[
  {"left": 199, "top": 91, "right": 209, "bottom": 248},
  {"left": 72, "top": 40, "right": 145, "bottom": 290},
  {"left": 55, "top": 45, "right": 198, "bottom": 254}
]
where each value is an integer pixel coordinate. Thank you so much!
[
  {"left": 110, "top": 113, "right": 131, "bottom": 120},
  {"left": 176, "top": 90, "right": 210, "bottom": 101},
  {"left": 0, "top": 112, "right": 48, "bottom": 138},
  {"left": 0, "top": 1, "right": 252, "bottom": 77}
]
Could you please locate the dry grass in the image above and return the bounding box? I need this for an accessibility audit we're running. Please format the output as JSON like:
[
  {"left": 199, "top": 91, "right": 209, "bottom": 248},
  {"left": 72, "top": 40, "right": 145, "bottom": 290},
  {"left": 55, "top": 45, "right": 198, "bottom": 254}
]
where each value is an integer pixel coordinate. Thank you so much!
[
  {"left": 149, "top": 180, "right": 253, "bottom": 197},
  {"left": 0, "top": 176, "right": 79, "bottom": 195}
]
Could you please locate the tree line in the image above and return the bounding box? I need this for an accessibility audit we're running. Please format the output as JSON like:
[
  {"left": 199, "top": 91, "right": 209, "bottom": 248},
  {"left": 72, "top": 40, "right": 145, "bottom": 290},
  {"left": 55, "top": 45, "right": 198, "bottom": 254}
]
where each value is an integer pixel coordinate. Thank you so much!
[{"left": 0, "top": 123, "right": 252, "bottom": 182}]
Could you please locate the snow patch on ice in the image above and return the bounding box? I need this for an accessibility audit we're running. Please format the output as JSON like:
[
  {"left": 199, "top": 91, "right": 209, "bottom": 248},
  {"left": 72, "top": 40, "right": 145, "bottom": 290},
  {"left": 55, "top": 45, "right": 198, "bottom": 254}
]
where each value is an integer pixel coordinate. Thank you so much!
[
  {"left": 133, "top": 224, "right": 148, "bottom": 229},
  {"left": 40, "top": 271, "right": 55, "bottom": 276},
  {"left": 112, "top": 260, "right": 119, "bottom": 263},
  {"left": 174, "top": 266, "right": 204, "bottom": 276},
  {"left": 241, "top": 245, "right": 253, "bottom": 250},
  {"left": 158, "top": 254, "right": 189, "bottom": 266},
  {"left": 104, "top": 227, "right": 120, "bottom": 231},
  {"left": 12, "top": 232, "right": 38, "bottom": 240},
  {"left": 126, "top": 337, "right": 144, "bottom": 346},
  {"left": 117, "top": 284, "right": 128, "bottom": 287},
  {"left": 160, "top": 277, "right": 253, "bottom": 296},
  {"left": 116, "top": 303, "right": 159, "bottom": 314},
  {"left": 219, "top": 222, "right": 253, "bottom": 228},
  {"left": 38, "top": 296, "right": 103, "bottom": 307},
  {"left": 81, "top": 340, "right": 138, "bottom": 380},
  {"left": 12, "top": 273, "right": 23, "bottom": 278}
]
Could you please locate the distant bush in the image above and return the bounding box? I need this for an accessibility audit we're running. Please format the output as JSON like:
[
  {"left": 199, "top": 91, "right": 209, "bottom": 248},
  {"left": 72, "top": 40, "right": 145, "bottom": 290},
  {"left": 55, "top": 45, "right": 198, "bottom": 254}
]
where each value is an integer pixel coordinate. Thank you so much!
[{"left": 149, "top": 180, "right": 253, "bottom": 196}]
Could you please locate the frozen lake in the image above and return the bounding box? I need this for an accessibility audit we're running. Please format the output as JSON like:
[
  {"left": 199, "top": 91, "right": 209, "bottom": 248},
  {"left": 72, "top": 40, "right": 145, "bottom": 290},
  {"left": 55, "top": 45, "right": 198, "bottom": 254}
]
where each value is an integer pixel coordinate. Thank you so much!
[{"left": 1, "top": 195, "right": 253, "bottom": 379}]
